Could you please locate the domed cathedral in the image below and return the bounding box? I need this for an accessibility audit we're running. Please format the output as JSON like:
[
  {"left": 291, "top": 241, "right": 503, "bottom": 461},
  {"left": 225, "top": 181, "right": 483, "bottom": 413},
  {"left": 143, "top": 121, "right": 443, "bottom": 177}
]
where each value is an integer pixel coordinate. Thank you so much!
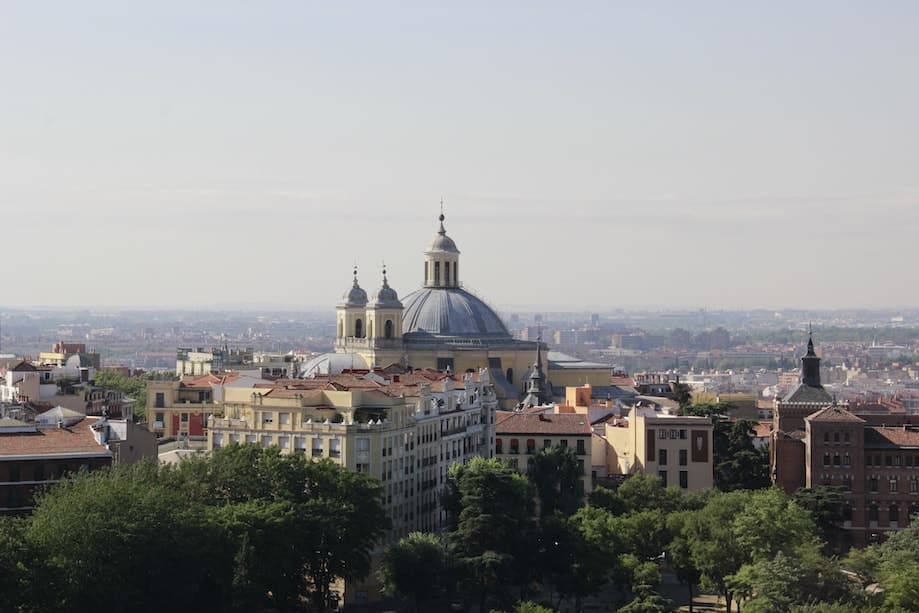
[{"left": 307, "top": 211, "right": 543, "bottom": 408}]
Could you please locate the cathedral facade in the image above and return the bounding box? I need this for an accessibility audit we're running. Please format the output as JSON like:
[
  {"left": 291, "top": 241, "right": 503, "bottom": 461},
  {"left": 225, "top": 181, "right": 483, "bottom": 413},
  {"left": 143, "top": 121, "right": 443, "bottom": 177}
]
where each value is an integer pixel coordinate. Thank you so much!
[{"left": 301, "top": 213, "right": 541, "bottom": 408}]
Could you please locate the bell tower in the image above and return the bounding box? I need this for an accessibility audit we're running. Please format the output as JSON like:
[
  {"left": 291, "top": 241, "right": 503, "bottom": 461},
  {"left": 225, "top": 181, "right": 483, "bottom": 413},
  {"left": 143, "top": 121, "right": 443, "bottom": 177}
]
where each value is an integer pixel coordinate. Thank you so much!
[{"left": 336, "top": 266, "right": 368, "bottom": 348}]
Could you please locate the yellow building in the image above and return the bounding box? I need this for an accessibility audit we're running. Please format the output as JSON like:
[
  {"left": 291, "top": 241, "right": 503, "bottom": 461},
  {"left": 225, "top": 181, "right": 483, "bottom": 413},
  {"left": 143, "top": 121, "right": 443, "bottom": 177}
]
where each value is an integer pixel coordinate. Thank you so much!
[
  {"left": 301, "top": 212, "right": 612, "bottom": 409},
  {"left": 599, "top": 404, "right": 714, "bottom": 491},
  {"left": 494, "top": 410, "right": 594, "bottom": 496},
  {"left": 207, "top": 368, "right": 498, "bottom": 606}
]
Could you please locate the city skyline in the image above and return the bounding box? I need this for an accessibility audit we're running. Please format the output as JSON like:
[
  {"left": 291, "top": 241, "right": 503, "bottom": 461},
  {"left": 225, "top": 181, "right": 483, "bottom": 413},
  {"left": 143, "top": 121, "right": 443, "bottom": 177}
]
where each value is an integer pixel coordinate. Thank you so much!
[{"left": 2, "top": 2, "right": 917, "bottom": 310}]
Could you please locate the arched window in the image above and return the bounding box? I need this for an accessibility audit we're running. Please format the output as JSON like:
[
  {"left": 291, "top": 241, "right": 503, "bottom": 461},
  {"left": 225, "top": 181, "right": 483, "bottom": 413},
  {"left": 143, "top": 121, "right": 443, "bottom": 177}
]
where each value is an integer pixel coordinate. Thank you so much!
[
  {"left": 506, "top": 368, "right": 514, "bottom": 385},
  {"left": 869, "top": 504, "right": 879, "bottom": 522},
  {"left": 510, "top": 439, "right": 519, "bottom": 454},
  {"left": 526, "top": 439, "right": 536, "bottom": 454},
  {"left": 355, "top": 319, "right": 363, "bottom": 339},
  {"left": 424, "top": 262, "right": 428, "bottom": 285},
  {"left": 338, "top": 321, "right": 343, "bottom": 338},
  {"left": 890, "top": 505, "right": 900, "bottom": 524},
  {"left": 385, "top": 320, "right": 394, "bottom": 339},
  {"left": 434, "top": 262, "right": 441, "bottom": 286}
]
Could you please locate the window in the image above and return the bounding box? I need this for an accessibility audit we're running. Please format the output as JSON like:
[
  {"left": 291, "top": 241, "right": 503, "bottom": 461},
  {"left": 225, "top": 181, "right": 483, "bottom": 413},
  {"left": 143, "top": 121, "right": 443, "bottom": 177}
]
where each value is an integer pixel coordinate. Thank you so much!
[
  {"left": 34, "top": 465, "right": 44, "bottom": 481},
  {"left": 679, "top": 470, "right": 688, "bottom": 489},
  {"left": 444, "top": 262, "right": 451, "bottom": 286},
  {"left": 844, "top": 431, "right": 850, "bottom": 443},
  {"left": 544, "top": 439, "right": 551, "bottom": 449},
  {"left": 891, "top": 478, "right": 899, "bottom": 494},
  {"left": 869, "top": 505, "right": 879, "bottom": 522},
  {"left": 260, "top": 435, "right": 272, "bottom": 448},
  {"left": 658, "top": 470, "right": 668, "bottom": 487},
  {"left": 385, "top": 320, "right": 394, "bottom": 339},
  {"left": 912, "top": 478, "right": 919, "bottom": 494},
  {"left": 659, "top": 449, "right": 668, "bottom": 466},
  {"left": 10, "top": 465, "right": 20, "bottom": 482},
  {"left": 279, "top": 413, "right": 290, "bottom": 426},
  {"left": 670, "top": 429, "right": 677, "bottom": 439},
  {"left": 890, "top": 505, "right": 900, "bottom": 524},
  {"left": 434, "top": 261, "right": 440, "bottom": 285},
  {"left": 869, "top": 477, "right": 879, "bottom": 492},
  {"left": 834, "top": 432, "right": 840, "bottom": 443},
  {"left": 510, "top": 439, "right": 519, "bottom": 454},
  {"left": 823, "top": 453, "right": 830, "bottom": 467},
  {"left": 843, "top": 476, "right": 852, "bottom": 491},
  {"left": 577, "top": 459, "right": 585, "bottom": 474},
  {"left": 526, "top": 439, "right": 536, "bottom": 454},
  {"left": 886, "top": 455, "right": 893, "bottom": 467},
  {"left": 357, "top": 438, "right": 370, "bottom": 452},
  {"left": 355, "top": 318, "right": 364, "bottom": 338},
  {"left": 155, "top": 412, "right": 164, "bottom": 424},
  {"left": 679, "top": 429, "right": 687, "bottom": 440},
  {"left": 155, "top": 392, "right": 165, "bottom": 408},
  {"left": 329, "top": 439, "right": 341, "bottom": 458},
  {"left": 576, "top": 439, "right": 586, "bottom": 455},
  {"left": 263, "top": 413, "right": 273, "bottom": 424},
  {"left": 823, "top": 432, "right": 830, "bottom": 443},
  {"left": 356, "top": 463, "right": 370, "bottom": 474},
  {"left": 844, "top": 453, "right": 851, "bottom": 466},
  {"left": 181, "top": 413, "right": 189, "bottom": 423},
  {"left": 833, "top": 453, "right": 841, "bottom": 467},
  {"left": 659, "top": 429, "right": 667, "bottom": 440},
  {"left": 496, "top": 438, "right": 503, "bottom": 454},
  {"left": 679, "top": 449, "right": 688, "bottom": 466},
  {"left": 560, "top": 439, "right": 568, "bottom": 449}
]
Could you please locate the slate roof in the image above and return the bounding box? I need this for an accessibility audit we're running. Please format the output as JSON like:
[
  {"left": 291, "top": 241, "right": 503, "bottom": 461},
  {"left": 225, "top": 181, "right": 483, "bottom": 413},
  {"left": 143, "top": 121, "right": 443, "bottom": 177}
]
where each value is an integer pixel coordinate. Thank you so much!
[{"left": 782, "top": 383, "right": 833, "bottom": 404}]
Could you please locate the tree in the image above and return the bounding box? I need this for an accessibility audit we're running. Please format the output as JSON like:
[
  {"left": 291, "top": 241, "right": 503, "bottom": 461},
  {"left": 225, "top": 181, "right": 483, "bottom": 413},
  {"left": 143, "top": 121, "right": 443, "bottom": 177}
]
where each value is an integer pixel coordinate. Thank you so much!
[
  {"left": 615, "top": 474, "right": 683, "bottom": 515},
  {"left": 92, "top": 369, "right": 150, "bottom": 421},
  {"left": 793, "top": 486, "right": 847, "bottom": 553},
  {"left": 683, "top": 491, "right": 750, "bottom": 613},
  {"left": 528, "top": 445, "right": 582, "bottom": 517},
  {"left": 449, "top": 457, "right": 534, "bottom": 612},
  {"left": 27, "top": 462, "right": 220, "bottom": 612},
  {"left": 666, "top": 511, "right": 702, "bottom": 613},
  {"left": 379, "top": 532, "right": 451, "bottom": 612},
  {"left": 0, "top": 517, "right": 32, "bottom": 612}
]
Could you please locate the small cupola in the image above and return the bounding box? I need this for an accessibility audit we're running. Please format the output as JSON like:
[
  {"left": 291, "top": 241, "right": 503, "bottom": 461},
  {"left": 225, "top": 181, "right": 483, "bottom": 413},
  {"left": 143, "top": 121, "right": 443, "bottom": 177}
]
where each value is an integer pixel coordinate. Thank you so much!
[{"left": 423, "top": 203, "right": 461, "bottom": 289}]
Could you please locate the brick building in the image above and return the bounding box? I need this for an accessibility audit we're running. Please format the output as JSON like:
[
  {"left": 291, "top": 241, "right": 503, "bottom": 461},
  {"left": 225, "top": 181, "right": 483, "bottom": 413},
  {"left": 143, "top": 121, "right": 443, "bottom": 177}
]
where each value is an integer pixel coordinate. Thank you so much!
[{"left": 771, "top": 335, "right": 919, "bottom": 545}]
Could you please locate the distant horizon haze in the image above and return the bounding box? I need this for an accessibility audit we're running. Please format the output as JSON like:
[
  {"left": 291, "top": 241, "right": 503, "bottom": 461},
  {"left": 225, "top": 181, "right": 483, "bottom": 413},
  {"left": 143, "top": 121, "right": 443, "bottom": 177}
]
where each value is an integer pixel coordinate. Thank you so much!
[{"left": 2, "top": 2, "right": 916, "bottom": 310}]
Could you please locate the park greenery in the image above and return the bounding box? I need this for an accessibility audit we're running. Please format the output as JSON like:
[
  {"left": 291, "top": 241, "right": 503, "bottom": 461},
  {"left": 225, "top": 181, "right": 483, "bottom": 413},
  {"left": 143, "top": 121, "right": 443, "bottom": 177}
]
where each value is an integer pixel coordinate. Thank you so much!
[{"left": 92, "top": 368, "right": 177, "bottom": 422}]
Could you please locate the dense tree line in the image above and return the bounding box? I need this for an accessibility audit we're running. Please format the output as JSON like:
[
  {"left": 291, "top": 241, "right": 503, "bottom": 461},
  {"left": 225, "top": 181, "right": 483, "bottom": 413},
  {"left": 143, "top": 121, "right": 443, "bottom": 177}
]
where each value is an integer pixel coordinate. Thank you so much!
[
  {"left": 382, "top": 452, "right": 919, "bottom": 613},
  {"left": 0, "top": 446, "right": 386, "bottom": 612}
]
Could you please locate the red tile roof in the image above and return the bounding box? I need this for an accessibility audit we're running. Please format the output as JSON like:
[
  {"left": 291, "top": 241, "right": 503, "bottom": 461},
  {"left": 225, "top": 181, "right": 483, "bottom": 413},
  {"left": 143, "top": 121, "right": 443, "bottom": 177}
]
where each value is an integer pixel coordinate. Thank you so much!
[
  {"left": 806, "top": 405, "right": 865, "bottom": 423},
  {"left": 496, "top": 411, "right": 592, "bottom": 436},
  {"left": 866, "top": 427, "right": 919, "bottom": 448},
  {"left": 0, "top": 417, "right": 111, "bottom": 459}
]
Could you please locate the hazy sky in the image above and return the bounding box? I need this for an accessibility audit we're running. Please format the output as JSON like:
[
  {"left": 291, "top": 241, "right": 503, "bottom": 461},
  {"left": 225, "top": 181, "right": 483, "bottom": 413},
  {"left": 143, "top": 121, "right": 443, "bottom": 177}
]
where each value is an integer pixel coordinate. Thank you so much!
[{"left": 2, "top": 2, "right": 917, "bottom": 311}]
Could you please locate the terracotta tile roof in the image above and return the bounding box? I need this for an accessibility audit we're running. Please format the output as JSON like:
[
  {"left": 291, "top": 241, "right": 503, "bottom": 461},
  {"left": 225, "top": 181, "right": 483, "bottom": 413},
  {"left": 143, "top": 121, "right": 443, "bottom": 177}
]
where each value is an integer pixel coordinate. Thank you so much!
[
  {"left": 496, "top": 411, "right": 592, "bottom": 436},
  {"left": 865, "top": 427, "right": 919, "bottom": 449},
  {"left": 806, "top": 405, "right": 865, "bottom": 423},
  {"left": 0, "top": 417, "right": 112, "bottom": 459}
]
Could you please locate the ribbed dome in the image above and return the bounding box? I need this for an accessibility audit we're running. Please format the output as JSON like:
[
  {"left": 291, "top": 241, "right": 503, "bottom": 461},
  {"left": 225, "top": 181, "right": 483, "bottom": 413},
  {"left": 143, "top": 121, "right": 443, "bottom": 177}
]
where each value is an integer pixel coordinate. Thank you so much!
[
  {"left": 401, "top": 287, "right": 510, "bottom": 337},
  {"left": 299, "top": 352, "right": 369, "bottom": 378}
]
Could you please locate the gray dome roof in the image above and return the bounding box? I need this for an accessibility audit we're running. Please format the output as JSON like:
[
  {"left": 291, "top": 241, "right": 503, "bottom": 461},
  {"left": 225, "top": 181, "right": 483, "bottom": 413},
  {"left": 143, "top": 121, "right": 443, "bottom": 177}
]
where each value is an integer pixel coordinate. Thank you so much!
[
  {"left": 340, "top": 269, "right": 368, "bottom": 307},
  {"left": 370, "top": 272, "right": 402, "bottom": 308},
  {"left": 299, "top": 352, "right": 369, "bottom": 378},
  {"left": 401, "top": 287, "right": 510, "bottom": 337},
  {"left": 426, "top": 214, "right": 460, "bottom": 254}
]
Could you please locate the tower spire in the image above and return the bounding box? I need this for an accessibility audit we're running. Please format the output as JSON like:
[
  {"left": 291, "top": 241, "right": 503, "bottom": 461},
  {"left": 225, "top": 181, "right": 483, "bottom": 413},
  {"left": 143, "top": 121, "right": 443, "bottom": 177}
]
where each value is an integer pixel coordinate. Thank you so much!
[
  {"left": 801, "top": 331, "right": 822, "bottom": 387},
  {"left": 438, "top": 197, "right": 446, "bottom": 234}
]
